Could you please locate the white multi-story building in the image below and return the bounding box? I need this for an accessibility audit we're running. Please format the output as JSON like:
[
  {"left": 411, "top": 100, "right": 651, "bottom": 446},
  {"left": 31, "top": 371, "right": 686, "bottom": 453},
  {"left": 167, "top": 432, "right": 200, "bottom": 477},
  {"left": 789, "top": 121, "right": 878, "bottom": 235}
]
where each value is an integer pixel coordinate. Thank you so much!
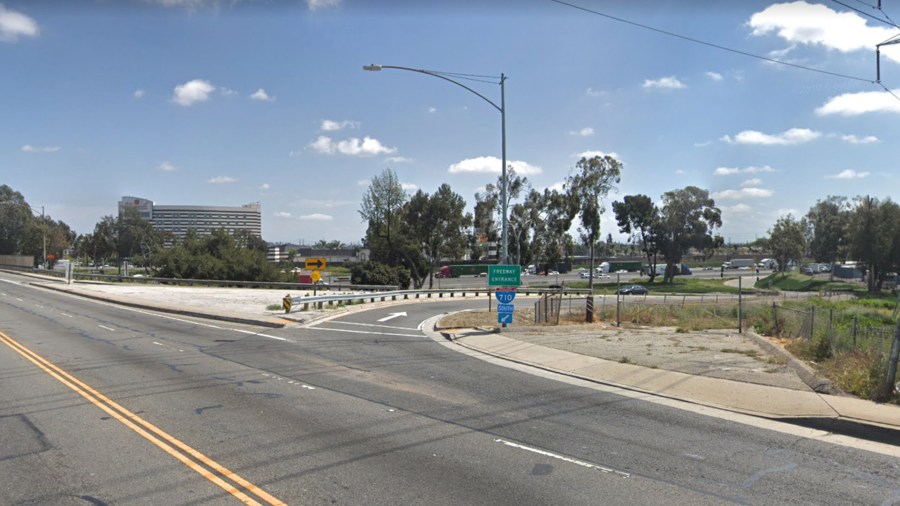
[{"left": 118, "top": 196, "right": 261, "bottom": 240}]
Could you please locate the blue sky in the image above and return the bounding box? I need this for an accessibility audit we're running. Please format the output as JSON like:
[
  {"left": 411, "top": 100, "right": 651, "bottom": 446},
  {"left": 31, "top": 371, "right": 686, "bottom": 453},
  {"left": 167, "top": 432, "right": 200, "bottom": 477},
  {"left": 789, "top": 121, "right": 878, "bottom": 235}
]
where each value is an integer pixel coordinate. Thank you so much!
[{"left": 2, "top": 0, "right": 899, "bottom": 246}]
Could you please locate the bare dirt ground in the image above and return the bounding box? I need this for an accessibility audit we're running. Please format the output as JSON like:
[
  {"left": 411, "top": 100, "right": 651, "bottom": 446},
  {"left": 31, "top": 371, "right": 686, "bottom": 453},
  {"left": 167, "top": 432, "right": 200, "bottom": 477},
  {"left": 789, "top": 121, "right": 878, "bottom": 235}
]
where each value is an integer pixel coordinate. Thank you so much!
[{"left": 438, "top": 309, "right": 813, "bottom": 391}]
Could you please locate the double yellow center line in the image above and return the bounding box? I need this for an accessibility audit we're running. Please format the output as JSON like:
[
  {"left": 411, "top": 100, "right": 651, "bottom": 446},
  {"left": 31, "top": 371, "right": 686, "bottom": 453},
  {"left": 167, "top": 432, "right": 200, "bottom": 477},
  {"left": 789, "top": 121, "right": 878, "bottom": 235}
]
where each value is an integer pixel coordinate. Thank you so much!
[{"left": 0, "top": 330, "right": 287, "bottom": 506}]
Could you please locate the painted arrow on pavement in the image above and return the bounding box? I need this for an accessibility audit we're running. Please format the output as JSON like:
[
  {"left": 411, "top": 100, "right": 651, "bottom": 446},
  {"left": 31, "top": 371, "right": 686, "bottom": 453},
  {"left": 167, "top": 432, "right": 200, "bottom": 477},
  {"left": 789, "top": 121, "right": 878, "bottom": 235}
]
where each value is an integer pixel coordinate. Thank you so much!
[{"left": 377, "top": 312, "right": 407, "bottom": 322}]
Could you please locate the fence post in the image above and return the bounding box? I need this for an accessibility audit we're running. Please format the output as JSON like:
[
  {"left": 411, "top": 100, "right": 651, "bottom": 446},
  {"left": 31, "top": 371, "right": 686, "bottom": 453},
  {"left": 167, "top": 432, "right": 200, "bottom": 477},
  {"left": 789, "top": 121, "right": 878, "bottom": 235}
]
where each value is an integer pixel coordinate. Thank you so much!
[
  {"left": 828, "top": 308, "right": 834, "bottom": 354},
  {"left": 738, "top": 276, "right": 743, "bottom": 334},
  {"left": 852, "top": 317, "right": 858, "bottom": 349},
  {"left": 810, "top": 306, "right": 816, "bottom": 342},
  {"left": 887, "top": 320, "right": 900, "bottom": 398},
  {"left": 772, "top": 302, "right": 778, "bottom": 336}
]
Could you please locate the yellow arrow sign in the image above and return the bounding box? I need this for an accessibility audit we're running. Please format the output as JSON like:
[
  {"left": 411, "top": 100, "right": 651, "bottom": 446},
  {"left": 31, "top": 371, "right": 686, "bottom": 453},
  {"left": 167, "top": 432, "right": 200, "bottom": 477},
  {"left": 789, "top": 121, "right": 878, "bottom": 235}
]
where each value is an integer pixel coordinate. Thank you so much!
[{"left": 305, "top": 257, "right": 326, "bottom": 270}]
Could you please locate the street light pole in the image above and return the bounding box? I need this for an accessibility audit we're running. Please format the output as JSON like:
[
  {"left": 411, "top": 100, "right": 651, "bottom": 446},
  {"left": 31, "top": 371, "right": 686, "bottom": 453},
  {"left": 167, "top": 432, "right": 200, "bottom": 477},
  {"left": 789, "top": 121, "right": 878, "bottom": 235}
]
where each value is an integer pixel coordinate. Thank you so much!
[{"left": 363, "top": 64, "right": 509, "bottom": 264}]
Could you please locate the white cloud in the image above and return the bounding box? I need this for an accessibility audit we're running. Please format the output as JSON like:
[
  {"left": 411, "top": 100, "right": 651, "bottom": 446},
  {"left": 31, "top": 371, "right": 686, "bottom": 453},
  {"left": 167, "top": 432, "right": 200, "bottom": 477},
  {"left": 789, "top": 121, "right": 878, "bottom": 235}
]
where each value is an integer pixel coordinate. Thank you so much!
[
  {"left": 320, "top": 119, "right": 360, "bottom": 131},
  {"left": 308, "top": 135, "right": 396, "bottom": 157},
  {"left": 741, "top": 178, "right": 763, "bottom": 187},
  {"left": 642, "top": 76, "right": 686, "bottom": 90},
  {"left": 158, "top": 161, "right": 178, "bottom": 172},
  {"left": 299, "top": 213, "right": 333, "bottom": 221},
  {"left": 721, "top": 203, "right": 752, "bottom": 214},
  {"left": 273, "top": 211, "right": 291, "bottom": 218},
  {"left": 219, "top": 87, "right": 237, "bottom": 97},
  {"left": 548, "top": 181, "right": 566, "bottom": 193},
  {"left": 826, "top": 169, "right": 870, "bottom": 179},
  {"left": 250, "top": 88, "right": 274, "bottom": 102},
  {"left": 259, "top": 183, "right": 271, "bottom": 190},
  {"left": 841, "top": 134, "right": 879, "bottom": 144},
  {"left": 401, "top": 182, "right": 418, "bottom": 191},
  {"left": 133, "top": 89, "right": 145, "bottom": 99},
  {"left": 208, "top": 176, "right": 237, "bottom": 184},
  {"left": 172, "top": 79, "right": 215, "bottom": 106},
  {"left": 585, "top": 87, "right": 605, "bottom": 97},
  {"left": 21, "top": 144, "right": 60, "bottom": 153},
  {"left": 569, "top": 127, "right": 595, "bottom": 137},
  {"left": 816, "top": 89, "right": 900, "bottom": 116},
  {"left": 712, "top": 188, "right": 774, "bottom": 199},
  {"left": 705, "top": 71, "right": 723, "bottom": 81},
  {"left": 428, "top": 107, "right": 437, "bottom": 113},
  {"left": 447, "top": 156, "right": 542, "bottom": 175},
  {"left": 714, "top": 165, "right": 775, "bottom": 176},
  {"left": 576, "top": 150, "right": 620, "bottom": 160},
  {"left": 307, "top": 0, "right": 341, "bottom": 11},
  {"left": 385, "top": 156, "right": 413, "bottom": 164},
  {"left": 749, "top": 1, "right": 900, "bottom": 63},
  {"left": 356, "top": 179, "right": 370, "bottom": 186},
  {"left": 720, "top": 128, "right": 821, "bottom": 145},
  {"left": 0, "top": 4, "right": 38, "bottom": 42}
]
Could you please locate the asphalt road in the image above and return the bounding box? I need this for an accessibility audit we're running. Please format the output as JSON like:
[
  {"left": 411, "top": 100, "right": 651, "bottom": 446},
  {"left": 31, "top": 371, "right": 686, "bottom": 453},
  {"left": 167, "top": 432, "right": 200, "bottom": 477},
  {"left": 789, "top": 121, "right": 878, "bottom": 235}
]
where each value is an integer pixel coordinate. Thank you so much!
[{"left": 1, "top": 272, "right": 898, "bottom": 505}]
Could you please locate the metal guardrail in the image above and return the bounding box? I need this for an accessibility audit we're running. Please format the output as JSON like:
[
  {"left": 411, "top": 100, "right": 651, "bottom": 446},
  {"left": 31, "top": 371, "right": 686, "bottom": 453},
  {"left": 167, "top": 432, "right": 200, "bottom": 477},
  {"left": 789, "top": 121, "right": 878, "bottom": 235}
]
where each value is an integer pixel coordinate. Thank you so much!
[{"left": 281, "top": 287, "right": 593, "bottom": 313}]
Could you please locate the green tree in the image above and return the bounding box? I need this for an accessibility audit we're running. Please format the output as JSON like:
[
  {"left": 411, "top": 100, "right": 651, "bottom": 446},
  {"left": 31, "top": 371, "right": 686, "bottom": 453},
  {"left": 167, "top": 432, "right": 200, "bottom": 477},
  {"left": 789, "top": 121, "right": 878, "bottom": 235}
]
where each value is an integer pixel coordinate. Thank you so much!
[
  {"left": 0, "top": 185, "right": 30, "bottom": 255},
  {"left": 524, "top": 188, "right": 577, "bottom": 273},
  {"left": 768, "top": 214, "right": 807, "bottom": 277},
  {"left": 405, "top": 184, "right": 470, "bottom": 288},
  {"left": 847, "top": 196, "right": 900, "bottom": 292},
  {"left": 476, "top": 166, "right": 529, "bottom": 261},
  {"left": 359, "top": 168, "right": 408, "bottom": 264},
  {"left": 565, "top": 155, "right": 622, "bottom": 287},
  {"left": 656, "top": 187, "right": 722, "bottom": 283},
  {"left": 613, "top": 194, "right": 661, "bottom": 283},
  {"left": 806, "top": 196, "right": 850, "bottom": 265}
]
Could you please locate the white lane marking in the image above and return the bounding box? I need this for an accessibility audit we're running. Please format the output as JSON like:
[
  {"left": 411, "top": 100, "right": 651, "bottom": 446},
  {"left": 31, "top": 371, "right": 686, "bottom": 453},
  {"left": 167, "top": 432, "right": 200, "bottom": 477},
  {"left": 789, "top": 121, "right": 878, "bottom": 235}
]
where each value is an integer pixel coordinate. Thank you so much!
[
  {"left": 35, "top": 304, "right": 44, "bottom": 309},
  {"left": 15, "top": 298, "right": 23, "bottom": 302},
  {"left": 98, "top": 324, "right": 116, "bottom": 331},
  {"left": 495, "top": 438, "right": 630, "bottom": 478},
  {"left": 377, "top": 311, "right": 407, "bottom": 322},
  {"left": 61, "top": 313, "right": 73, "bottom": 318},
  {"left": 312, "top": 326, "right": 421, "bottom": 338},
  {"left": 327, "top": 320, "right": 419, "bottom": 331}
]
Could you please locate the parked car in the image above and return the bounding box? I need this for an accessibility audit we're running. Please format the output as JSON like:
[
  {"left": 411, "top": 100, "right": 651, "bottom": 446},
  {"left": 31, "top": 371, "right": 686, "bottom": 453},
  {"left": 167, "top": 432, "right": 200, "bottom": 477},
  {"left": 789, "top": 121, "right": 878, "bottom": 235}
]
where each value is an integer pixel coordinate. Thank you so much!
[{"left": 616, "top": 285, "right": 648, "bottom": 295}]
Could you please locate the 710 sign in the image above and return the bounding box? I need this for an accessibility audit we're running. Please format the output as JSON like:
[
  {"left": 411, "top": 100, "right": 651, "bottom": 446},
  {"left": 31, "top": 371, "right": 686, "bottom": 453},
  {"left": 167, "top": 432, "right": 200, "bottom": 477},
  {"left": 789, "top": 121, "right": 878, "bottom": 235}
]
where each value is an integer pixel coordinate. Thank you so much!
[{"left": 495, "top": 289, "right": 516, "bottom": 304}]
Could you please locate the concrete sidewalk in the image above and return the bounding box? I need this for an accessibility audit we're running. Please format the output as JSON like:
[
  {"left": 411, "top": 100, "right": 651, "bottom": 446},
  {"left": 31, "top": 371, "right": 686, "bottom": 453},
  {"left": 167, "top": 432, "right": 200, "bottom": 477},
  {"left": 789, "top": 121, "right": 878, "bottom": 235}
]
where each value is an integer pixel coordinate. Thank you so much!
[
  {"left": 442, "top": 330, "right": 899, "bottom": 431},
  {"left": 25, "top": 277, "right": 900, "bottom": 434}
]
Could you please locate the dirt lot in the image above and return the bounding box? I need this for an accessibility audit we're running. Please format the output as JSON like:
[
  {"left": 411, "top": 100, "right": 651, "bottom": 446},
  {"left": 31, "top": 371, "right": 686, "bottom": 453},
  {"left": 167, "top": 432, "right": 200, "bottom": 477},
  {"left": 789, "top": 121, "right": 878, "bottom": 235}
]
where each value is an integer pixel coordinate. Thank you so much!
[{"left": 438, "top": 309, "right": 812, "bottom": 391}]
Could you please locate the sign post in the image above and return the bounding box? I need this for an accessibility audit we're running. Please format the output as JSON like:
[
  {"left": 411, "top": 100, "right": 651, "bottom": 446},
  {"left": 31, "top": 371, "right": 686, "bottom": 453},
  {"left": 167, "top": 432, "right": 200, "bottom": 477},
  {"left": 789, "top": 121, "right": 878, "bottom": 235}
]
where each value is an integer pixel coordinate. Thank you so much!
[{"left": 489, "top": 265, "right": 520, "bottom": 328}]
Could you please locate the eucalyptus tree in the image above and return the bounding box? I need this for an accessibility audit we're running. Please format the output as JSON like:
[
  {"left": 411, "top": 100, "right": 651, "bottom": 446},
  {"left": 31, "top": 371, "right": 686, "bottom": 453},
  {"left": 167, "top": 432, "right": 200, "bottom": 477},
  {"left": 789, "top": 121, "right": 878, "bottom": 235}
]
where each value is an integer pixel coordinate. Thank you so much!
[
  {"left": 359, "top": 168, "right": 409, "bottom": 265},
  {"left": 0, "top": 185, "right": 30, "bottom": 255},
  {"left": 612, "top": 194, "right": 661, "bottom": 283},
  {"left": 405, "top": 184, "right": 470, "bottom": 288},
  {"left": 565, "top": 155, "right": 622, "bottom": 287},
  {"left": 847, "top": 196, "right": 900, "bottom": 292},
  {"left": 656, "top": 187, "right": 722, "bottom": 283},
  {"left": 476, "top": 166, "right": 530, "bottom": 262},
  {"left": 768, "top": 214, "right": 807, "bottom": 277},
  {"left": 805, "top": 196, "right": 850, "bottom": 267},
  {"left": 524, "top": 187, "right": 577, "bottom": 273}
]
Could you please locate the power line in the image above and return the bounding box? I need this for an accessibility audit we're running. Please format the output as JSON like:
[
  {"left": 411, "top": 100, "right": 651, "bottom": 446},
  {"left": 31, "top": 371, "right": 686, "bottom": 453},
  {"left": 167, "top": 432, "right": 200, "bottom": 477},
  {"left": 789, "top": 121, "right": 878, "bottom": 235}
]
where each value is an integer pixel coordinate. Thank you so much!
[
  {"left": 829, "top": 0, "right": 899, "bottom": 27},
  {"left": 550, "top": 0, "right": 876, "bottom": 83}
]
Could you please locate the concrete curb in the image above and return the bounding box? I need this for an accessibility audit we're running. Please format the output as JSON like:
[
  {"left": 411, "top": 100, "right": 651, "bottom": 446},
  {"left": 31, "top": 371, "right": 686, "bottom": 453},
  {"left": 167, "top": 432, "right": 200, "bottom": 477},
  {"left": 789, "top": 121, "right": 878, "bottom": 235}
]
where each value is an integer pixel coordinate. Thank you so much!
[
  {"left": 744, "top": 329, "right": 847, "bottom": 396},
  {"left": 32, "top": 282, "right": 290, "bottom": 329}
]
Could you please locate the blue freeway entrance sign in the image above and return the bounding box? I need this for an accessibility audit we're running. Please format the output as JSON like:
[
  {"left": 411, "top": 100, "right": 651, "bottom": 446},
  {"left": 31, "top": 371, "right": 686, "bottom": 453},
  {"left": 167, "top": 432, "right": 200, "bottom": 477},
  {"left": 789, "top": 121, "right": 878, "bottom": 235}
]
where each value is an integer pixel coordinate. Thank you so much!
[
  {"left": 498, "top": 312, "right": 513, "bottom": 325},
  {"left": 488, "top": 265, "right": 521, "bottom": 287}
]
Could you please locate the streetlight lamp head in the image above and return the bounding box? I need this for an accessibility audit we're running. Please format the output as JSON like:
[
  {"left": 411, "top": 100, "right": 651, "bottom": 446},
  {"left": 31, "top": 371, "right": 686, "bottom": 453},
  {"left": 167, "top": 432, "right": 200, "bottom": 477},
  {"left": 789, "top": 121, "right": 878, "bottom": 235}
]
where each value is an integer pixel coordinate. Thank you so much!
[{"left": 363, "top": 64, "right": 383, "bottom": 71}]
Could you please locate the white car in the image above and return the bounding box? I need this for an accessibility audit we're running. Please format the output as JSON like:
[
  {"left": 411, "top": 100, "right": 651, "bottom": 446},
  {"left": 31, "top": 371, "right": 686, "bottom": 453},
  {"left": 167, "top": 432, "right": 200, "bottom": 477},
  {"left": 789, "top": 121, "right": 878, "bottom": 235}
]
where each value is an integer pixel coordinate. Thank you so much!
[
  {"left": 579, "top": 271, "right": 590, "bottom": 279},
  {"left": 548, "top": 270, "right": 560, "bottom": 276}
]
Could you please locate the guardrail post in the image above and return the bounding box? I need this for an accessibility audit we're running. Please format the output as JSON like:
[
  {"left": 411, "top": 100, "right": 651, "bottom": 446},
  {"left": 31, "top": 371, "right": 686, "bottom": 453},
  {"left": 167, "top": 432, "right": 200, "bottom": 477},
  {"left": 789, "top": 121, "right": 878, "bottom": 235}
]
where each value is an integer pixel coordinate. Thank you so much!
[{"left": 886, "top": 321, "right": 900, "bottom": 398}]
